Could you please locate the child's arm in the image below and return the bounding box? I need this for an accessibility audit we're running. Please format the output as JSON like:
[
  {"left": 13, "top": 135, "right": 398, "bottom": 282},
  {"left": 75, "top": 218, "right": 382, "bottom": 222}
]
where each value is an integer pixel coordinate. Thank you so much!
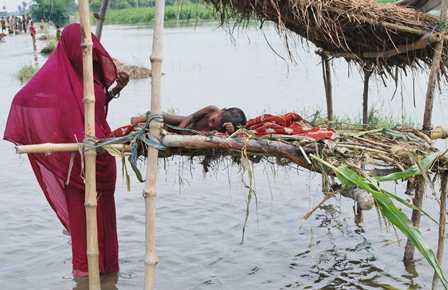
[{"left": 178, "top": 105, "right": 219, "bottom": 128}]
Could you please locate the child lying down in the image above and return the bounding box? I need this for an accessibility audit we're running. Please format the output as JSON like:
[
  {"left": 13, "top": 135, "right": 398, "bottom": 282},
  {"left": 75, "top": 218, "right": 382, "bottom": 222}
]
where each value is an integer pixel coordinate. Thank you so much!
[{"left": 131, "top": 105, "right": 247, "bottom": 135}]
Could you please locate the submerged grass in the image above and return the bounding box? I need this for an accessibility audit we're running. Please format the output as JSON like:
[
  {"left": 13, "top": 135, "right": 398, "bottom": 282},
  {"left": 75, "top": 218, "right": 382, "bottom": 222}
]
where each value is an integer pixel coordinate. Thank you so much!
[{"left": 17, "top": 65, "right": 38, "bottom": 84}]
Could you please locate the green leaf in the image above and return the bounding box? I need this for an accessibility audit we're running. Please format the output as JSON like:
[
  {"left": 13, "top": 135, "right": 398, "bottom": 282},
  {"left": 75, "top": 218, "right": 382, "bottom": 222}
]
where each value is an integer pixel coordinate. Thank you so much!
[
  {"left": 375, "top": 152, "right": 440, "bottom": 182},
  {"left": 310, "top": 154, "right": 448, "bottom": 289}
]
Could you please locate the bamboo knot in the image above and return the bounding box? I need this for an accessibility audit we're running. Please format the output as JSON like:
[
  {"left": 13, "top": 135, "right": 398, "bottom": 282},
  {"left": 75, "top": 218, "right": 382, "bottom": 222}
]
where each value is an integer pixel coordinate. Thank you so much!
[
  {"left": 143, "top": 189, "right": 157, "bottom": 198},
  {"left": 83, "top": 98, "right": 95, "bottom": 104},
  {"left": 150, "top": 55, "right": 163, "bottom": 63},
  {"left": 87, "top": 250, "right": 99, "bottom": 256},
  {"left": 81, "top": 41, "right": 93, "bottom": 49},
  {"left": 85, "top": 202, "right": 97, "bottom": 208},
  {"left": 144, "top": 255, "right": 160, "bottom": 266}
]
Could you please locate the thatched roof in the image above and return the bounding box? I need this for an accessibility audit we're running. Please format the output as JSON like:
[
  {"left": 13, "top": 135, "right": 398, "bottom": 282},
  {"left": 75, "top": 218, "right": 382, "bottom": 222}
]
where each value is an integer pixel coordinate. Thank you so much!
[{"left": 206, "top": 0, "right": 448, "bottom": 77}]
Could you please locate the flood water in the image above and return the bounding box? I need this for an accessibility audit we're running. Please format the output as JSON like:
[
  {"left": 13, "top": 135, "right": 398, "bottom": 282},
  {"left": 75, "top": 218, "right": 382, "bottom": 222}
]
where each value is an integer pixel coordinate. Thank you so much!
[{"left": 1, "top": 24, "right": 448, "bottom": 290}]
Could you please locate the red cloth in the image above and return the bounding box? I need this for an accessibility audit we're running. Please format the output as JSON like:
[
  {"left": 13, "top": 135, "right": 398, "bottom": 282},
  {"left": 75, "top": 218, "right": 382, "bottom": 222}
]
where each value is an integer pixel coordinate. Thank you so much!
[
  {"left": 111, "top": 124, "right": 134, "bottom": 137},
  {"left": 4, "top": 23, "right": 119, "bottom": 274},
  {"left": 246, "top": 112, "right": 334, "bottom": 140},
  {"left": 30, "top": 24, "right": 36, "bottom": 37}
]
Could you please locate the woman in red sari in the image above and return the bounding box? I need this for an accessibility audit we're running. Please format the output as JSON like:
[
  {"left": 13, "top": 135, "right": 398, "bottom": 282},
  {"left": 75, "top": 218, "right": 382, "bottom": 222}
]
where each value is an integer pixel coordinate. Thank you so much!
[{"left": 4, "top": 23, "right": 128, "bottom": 277}]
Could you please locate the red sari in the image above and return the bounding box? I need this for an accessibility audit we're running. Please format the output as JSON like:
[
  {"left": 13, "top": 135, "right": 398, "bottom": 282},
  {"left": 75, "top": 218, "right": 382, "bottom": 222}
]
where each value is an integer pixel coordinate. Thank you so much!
[{"left": 4, "top": 23, "right": 119, "bottom": 275}]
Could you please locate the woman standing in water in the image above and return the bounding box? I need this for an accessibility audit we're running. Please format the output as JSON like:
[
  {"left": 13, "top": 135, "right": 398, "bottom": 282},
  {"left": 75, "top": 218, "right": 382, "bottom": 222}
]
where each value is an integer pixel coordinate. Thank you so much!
[{"left": 4, "top": 23, "right": 129, "bottom": 277}]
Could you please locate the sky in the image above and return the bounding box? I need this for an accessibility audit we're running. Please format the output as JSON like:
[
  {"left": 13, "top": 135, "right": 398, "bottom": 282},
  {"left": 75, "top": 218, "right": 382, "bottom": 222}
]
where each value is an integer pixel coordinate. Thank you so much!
[{"left": 2, "top": 0, "right": 31, "bottom": 12}]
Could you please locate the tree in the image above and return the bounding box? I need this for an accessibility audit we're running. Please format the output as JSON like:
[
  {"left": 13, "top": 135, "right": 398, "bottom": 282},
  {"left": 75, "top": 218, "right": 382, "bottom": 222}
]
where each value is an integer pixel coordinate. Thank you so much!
[{"left": 30, "top": 0, "right": 76, "bottom": 27}]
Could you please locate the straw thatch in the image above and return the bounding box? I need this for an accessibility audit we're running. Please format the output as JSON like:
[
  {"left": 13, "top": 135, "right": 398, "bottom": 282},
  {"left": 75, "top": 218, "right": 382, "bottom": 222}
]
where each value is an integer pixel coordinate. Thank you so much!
[{"left": 206, "top": 0, "right": 448, "bottom": 77}]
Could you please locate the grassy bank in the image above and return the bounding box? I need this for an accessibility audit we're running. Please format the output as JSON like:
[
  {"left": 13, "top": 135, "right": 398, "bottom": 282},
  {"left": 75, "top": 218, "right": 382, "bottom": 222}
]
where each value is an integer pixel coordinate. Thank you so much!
[{"left": 104, "top": 3, "right": 217, "bottom": 24}]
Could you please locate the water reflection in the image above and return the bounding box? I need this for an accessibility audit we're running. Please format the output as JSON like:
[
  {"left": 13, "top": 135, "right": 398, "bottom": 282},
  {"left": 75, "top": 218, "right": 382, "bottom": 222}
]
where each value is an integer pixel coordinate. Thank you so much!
[
  {"left": 1, "top": 24, "right": 446, "bottom": 290},
  {"left": 73, "top": 273, "right": 118, "bottom": 290}
]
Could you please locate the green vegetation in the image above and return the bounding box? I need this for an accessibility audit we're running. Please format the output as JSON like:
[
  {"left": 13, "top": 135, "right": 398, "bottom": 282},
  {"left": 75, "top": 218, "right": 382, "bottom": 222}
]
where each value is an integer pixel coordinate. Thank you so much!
[
  {"left": 312, "top": 154, "right": 448, "bottom": 289},
  {"left": 17, "top": 65, "right": 38, "bottom": 84},
  {"left": 310, "top": 108, "right": 415, "bottom": 130},
  {"left": 102, "top": 3, "right": 216, "bottom": 24},
  {"left": 30, "top": 0, "right": 76, "bottom": 27},
  {"left": 40, "top": 38, "right": 57, "bottom": 55},
  {"left": 90, "top": 0, "right": 197, "bottom": 10}
]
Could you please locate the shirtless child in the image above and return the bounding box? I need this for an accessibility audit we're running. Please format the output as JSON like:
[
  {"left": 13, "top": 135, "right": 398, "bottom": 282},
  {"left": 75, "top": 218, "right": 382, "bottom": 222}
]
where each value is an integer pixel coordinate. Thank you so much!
[{"left": 131, "top": 106, "right": 247, "bottom": 134}]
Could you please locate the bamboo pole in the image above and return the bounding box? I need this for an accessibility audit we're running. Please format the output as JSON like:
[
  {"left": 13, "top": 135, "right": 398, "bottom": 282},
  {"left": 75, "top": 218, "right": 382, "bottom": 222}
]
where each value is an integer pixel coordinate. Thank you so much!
[
  {"left": 321, "top": 55, "right": 334, "bottom": 122},
  {"left": 423, "top": 0, "right": 448, "bottom": 131},
  {"left": 79, "top": 0, "right": 101, "bottom": 289},
  {"left": 362, "top": 68, "right": 372, "bottom": 127},
  {"left": 15, "top": 143, "right": 128, "bottom": 154},
  {"left": 404, "top": 176, "right": 425, "bottom": 264},
  {"left": 95, "top": 0, "right": 109, "bottom": 41},
  {"left": 144, "top": 0, "right": 165, "bottom": 288},
  {"left": 432, "top": 173, "right": 448, "bottom": 290}
]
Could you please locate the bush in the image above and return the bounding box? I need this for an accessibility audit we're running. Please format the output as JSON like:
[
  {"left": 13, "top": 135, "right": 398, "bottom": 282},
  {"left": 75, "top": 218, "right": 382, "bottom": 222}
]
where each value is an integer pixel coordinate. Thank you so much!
[
  {"left": 104, "top": 3, "right": 216, "bottom": 24},
  {"left": 17, "top": 65, "right": 38, "bottom": 84}
]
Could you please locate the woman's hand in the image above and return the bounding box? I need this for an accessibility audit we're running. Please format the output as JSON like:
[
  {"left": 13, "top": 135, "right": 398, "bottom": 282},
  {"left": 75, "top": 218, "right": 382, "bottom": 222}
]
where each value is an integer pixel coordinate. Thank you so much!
[
  {"left": 116, "top": 71, "right": 130, "bottom": 89},
  {"left": 110, "top": 71, "right": 130, "bottom": 97}
]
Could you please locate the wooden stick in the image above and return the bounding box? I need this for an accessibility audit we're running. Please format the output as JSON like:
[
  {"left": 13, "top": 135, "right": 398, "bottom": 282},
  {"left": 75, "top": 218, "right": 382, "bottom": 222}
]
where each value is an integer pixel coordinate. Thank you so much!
[
  {"left": 79, "top": 1, "right": 101, "bottom": 289},
  {"left": 362, "top": 68, "right": 372, "bottom": 127},
  {"left": 423, "top": 0, "right": 448, "bottom": 131},
  {"left": 321, "top": 55, "right": 334, "bottom": 122},
  {"left": 404, "top": 176, "right": 425, "bottom": 264},
  {"left": 15, "top": 143, "right": 127, "bottom": 154},
  {"left": 144, "top": 0, "right": 165, "bottom": 287},
  {"left": 321, "top": 33, "right": 441, "bottom": 60},
  {"left": 95, "top": 0, "right": 109, "bottom": 41},
  {"left": 432, "top": 173, "right": 448, "bottom": 290}
]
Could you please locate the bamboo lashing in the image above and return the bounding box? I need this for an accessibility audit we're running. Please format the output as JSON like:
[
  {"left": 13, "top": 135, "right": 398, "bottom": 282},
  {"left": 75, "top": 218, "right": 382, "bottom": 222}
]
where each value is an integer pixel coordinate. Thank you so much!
[
  {"left": 79, "top": 0, "right": 101, "bottom": 288},
  {"left": 144, "top": 0, "right": 165, "bottom": 288}
]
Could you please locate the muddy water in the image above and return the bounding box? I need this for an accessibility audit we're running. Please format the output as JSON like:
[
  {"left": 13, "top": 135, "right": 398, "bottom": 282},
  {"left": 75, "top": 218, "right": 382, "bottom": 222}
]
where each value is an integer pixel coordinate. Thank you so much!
[{"left": 0, "top": 24, "right": 447, "bottom": 290}]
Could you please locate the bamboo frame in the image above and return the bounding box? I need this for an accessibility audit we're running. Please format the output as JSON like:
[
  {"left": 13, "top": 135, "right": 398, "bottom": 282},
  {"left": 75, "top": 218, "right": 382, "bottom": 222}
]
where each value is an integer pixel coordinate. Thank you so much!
[
  {"left": 321, "top": 55, "right": 334, "bottom": 122},
  {"left": 362, "top": 68, "right": 372, "bottom": 126},
  {"left": 423, "top": 0, "right": 448, "bottom": 131},
  {"left": 143, "top": 0, "right": 165, "bottom": 288},
  {"left": 95, "top": 0, "right": 109, "bottom": 41},
  {"left": 404, "top": 176, "right": 425, "bottom": 264},
  {"left": 321, "top": 33, "right": 442, "bottom": 60},
  {"left": 79, "top": 0, "right": 101, "bottom": 289},
  {"left": 432, "top": 173, "right": 448, "bottom": 290},
  {"left": 15, "top": 143, "right": 127, "bottom": 154}
]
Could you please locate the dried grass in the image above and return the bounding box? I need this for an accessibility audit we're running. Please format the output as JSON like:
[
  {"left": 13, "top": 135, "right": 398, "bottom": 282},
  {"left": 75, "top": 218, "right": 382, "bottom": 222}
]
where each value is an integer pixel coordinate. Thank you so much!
[{"left": 206, "top": 0, "right": 448, "bottom": 77}]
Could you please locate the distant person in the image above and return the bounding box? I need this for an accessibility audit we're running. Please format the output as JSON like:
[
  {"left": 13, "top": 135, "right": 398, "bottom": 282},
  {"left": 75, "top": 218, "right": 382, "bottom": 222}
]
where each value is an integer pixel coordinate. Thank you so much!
[
  {"left": 56, "top": 25, "right": 61, "bottom": 41},
  {"left": 22, "top": 15, "right": 27, "bottom": 33},
  {"left": 397, "top": 0, "right": 440, "bottom": 12},
  {"left": 30, "top": 21, "right": 36, "bottom": 51},
  {"left": 1, "top": 17, "right": 6, "bottom": 33},
  {"left": 4, "top": 23, "right": 129, "bottom": 278},
  {"left": 131, "top": 106, "right": 247, "bottom": 134}
]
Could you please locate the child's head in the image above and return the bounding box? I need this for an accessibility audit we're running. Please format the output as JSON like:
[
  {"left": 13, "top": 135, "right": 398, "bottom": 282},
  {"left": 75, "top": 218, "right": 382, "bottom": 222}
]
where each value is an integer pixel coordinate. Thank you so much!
[{"left": 219, "top": 107, "right": 247, "bottom": 132}]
